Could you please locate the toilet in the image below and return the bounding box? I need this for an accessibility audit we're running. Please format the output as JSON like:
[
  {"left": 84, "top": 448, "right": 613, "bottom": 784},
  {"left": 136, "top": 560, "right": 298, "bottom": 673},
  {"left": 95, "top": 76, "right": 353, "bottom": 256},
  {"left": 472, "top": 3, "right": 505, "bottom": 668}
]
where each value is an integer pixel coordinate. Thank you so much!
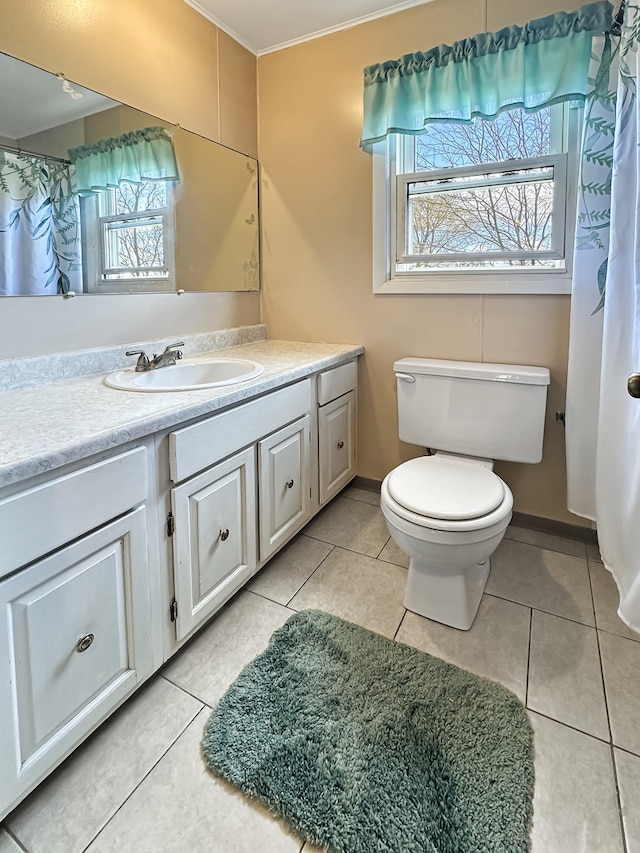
[{"left": 380, "top": 357, "right": 550, "bottom": 630}]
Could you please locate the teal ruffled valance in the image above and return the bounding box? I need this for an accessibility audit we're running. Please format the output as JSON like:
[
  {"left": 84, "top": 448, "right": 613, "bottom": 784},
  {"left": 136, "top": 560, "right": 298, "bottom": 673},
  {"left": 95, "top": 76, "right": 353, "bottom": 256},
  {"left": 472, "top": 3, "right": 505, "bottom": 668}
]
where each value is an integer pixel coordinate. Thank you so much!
[
  {"left": 69, "top": 126, "right": 179, "bottom": 194},
  {"left": 361, "top": 1, "right": 613, "bottom": 146}
]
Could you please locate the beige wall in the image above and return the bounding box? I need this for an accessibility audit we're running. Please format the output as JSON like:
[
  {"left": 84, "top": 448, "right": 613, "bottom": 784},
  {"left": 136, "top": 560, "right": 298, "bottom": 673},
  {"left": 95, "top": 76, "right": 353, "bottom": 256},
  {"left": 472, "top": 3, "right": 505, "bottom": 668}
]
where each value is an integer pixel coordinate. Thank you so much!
[
  {"left": 258, "top": 0, "right": 587, "bottom": 526},
  {"left": 0, "top": 0, "right": 259, "bottom": 358}
]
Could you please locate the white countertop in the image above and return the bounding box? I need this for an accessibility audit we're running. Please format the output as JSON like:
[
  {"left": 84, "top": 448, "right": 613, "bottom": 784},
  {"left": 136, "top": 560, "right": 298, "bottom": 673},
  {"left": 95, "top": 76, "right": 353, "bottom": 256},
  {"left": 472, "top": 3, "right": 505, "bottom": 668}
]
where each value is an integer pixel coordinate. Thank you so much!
[{"left": 0, "top": 337, "right": 363, "bottom": 488}]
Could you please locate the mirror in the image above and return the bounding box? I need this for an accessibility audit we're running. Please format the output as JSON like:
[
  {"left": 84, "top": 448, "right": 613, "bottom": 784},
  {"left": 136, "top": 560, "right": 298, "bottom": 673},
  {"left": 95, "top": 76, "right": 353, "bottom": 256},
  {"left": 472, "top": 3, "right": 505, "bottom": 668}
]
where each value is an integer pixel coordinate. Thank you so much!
[{"left": 0, "top": 52, "right": 259, "bottom": 296}]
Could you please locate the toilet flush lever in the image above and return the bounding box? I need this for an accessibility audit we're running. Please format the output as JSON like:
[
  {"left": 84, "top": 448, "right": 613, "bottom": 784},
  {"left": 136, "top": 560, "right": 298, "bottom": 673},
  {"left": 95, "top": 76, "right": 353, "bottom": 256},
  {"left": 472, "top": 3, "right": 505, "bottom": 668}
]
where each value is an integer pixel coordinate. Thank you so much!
[{"left": 395, "top": 372, "right": 416, "bottom": 383}]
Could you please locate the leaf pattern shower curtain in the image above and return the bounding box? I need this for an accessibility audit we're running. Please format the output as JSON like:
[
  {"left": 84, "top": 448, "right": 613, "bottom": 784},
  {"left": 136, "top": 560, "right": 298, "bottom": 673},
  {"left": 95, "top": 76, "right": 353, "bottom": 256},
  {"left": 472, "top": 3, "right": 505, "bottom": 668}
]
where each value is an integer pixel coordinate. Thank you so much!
[
  {"left": 0, "top": 150, "right": 82, "bottom": 296},
  {"left": 566, "top": 5, "right": 640, "bottom": 632}
]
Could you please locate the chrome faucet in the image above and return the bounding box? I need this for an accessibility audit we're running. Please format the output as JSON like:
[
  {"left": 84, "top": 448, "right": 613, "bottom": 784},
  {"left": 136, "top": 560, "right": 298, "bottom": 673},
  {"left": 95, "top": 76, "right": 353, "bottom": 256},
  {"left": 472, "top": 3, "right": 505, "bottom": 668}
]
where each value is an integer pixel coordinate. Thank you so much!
[{"left": 126, "top": 342, "right": 185, "bottom": 372}]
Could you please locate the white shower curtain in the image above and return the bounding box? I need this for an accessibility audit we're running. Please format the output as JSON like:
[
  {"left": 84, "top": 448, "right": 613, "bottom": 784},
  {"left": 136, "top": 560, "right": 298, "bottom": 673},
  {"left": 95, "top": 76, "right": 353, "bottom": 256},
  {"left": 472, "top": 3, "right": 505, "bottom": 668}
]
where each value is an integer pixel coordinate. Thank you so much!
[
  {"left": 565, "top": 33, "right": 616, "bottom": 521},
  {"left": 566, "top": 7, "right": 640, "bottom": 632},
  {"left": 596, "top": 11, "right": 640, "bottom": 631}
]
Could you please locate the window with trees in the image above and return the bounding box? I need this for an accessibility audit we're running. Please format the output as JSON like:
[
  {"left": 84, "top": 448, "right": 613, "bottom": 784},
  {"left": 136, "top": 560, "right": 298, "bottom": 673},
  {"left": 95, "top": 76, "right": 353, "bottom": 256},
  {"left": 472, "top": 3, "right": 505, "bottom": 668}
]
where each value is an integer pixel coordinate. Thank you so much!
[
  {"left": 82, "top": 179, "right": 175, "bottom": 293},
  {"left": 373, "top": 103, "right": 581, "bottom": 294}
]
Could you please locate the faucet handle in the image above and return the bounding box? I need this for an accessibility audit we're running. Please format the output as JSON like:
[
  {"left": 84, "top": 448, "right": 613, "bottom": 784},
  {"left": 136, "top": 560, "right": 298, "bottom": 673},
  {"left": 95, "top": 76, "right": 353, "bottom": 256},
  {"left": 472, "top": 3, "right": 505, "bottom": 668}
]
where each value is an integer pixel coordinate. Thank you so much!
[
  {"left": 126, "top": 349, "right": 150, "bottom": 371},
  {"left": 163, "top": 341, "right": 184, "bottom": 360}
]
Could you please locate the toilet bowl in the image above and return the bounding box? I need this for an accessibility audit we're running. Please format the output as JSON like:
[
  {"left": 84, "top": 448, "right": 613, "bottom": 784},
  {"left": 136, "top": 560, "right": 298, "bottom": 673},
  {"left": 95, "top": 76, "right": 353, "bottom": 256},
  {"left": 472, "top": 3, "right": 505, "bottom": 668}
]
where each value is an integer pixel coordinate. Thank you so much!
[
  {"left": 386, "top": 356, "right": 549, "bottom": 630},
  {"left": 381, "top": 453, "right": 513, "bottom": 630}
]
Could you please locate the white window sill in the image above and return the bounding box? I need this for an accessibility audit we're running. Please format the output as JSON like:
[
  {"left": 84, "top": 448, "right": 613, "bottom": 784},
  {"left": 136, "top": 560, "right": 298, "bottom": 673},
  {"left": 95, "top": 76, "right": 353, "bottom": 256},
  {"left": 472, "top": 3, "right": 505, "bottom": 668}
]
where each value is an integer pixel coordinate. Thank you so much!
[{"left": 374, "top": 271, "right": 573, "bottom": 295}]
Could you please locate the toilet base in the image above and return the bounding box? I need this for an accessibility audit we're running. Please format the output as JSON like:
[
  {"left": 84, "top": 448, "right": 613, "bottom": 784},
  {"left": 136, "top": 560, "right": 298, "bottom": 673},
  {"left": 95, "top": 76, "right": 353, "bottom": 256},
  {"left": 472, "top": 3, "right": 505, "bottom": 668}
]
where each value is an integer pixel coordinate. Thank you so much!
[{"left": 404, "top": 557, "right": 491, "bottom": 631}]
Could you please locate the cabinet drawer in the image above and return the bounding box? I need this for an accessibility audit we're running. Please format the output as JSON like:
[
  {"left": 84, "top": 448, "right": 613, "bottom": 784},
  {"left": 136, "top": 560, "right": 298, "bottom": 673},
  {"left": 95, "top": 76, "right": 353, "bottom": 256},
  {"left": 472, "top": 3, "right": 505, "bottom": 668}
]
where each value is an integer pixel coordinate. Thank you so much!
[
  {"left": 169, "top": 379, "right": 312, "bottom": 483},
  {"left": 317, "top": 361, "right": 357, "bottom": 406},
  {"left": 0, "top": 507, "right": 152, "bottom": 814},
  {"left": 1, "top": 447, "right": 147, "bottom": 579}
]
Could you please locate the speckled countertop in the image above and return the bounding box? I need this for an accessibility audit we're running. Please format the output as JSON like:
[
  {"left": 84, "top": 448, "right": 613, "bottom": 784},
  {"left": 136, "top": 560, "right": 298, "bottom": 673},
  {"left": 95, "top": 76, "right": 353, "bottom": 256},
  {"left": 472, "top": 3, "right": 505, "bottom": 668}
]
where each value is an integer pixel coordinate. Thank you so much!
[{"left": 0, "top": 327, "right": 363, "bottom": 488}]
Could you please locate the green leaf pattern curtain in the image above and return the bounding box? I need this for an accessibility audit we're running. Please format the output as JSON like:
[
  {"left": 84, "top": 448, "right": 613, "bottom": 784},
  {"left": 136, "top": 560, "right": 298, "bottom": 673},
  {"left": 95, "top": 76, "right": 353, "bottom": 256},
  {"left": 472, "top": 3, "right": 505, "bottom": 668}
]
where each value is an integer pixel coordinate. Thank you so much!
[{"left": 0, "top": 151, "right": 81, "bottom": 295}]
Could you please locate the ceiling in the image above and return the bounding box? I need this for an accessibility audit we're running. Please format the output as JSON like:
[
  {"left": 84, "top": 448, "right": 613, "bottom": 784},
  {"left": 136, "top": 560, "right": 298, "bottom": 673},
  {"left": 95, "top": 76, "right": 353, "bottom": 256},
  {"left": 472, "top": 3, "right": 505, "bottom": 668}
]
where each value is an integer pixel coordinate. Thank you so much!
[
  {"left": 183, "top": 0, "right": 432, "bottom": 55},
  {"left": 0, "top": 53, "right": 117, "bottom": 140}
]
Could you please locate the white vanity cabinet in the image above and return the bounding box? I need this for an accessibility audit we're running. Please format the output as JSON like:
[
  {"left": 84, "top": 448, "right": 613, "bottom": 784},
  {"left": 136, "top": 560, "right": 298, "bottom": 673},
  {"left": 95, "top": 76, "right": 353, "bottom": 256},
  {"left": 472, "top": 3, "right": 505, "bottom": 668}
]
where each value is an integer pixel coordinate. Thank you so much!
[
  {"left": 0, "top": 446, "right": 154, "bottom": 817},
  {"left": 0, "top": 344, "right": 360, "bottom": 820},
  {"left": 317, "top": 362, "right": 357, "bottom": 505}
]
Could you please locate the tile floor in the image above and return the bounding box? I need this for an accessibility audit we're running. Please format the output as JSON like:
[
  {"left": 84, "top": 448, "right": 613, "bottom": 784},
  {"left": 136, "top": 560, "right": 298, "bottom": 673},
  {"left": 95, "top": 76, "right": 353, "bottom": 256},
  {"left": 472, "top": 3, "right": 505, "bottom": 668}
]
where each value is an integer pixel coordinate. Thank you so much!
[{"left": 2, "top": 486, "right": 639, "bottom": 853}]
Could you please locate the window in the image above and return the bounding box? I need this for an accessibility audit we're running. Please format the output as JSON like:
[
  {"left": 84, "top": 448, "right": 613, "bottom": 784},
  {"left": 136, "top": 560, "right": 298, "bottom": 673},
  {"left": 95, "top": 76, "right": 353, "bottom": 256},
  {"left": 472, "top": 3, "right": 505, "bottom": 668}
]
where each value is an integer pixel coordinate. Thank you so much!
[
  {"left": 373, "top": 104, "right": 581, "bottom": 294},
  {"left": 81, "top": 180, "right": 175, "bottom": 293}
]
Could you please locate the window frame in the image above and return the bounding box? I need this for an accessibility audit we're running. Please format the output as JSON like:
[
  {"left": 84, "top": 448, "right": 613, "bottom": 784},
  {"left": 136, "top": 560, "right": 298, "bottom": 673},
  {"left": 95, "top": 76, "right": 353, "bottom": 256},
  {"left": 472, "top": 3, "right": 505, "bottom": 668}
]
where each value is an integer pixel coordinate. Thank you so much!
[
  {"left": 81, "top": 181, "right": 176, "bottom": 294},
  {"left": 372, "top": 103, "right": 582, "bottom": 295}
]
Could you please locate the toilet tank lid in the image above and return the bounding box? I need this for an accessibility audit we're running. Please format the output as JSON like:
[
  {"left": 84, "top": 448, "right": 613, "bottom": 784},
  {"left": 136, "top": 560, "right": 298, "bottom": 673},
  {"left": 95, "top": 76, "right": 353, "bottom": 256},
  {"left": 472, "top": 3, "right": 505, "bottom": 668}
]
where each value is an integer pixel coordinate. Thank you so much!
[{"left": 394, "top": 357, "right": 550, "bottom": 386}]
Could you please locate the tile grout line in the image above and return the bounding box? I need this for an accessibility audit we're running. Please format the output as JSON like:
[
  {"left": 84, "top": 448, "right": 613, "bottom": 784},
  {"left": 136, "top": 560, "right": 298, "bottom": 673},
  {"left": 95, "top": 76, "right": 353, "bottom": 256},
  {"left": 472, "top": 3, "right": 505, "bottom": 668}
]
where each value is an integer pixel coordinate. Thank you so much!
[
  {"left": 586, "top": 560, "right": 628, "bottom": 853},
  {"left": 3, "top": 825, "right": 29, "bottom": 853},
  {"left": 484, "top": 590, "right": 597, "bottom": 631},
  {"left": 609, "top": 740, "right": 629, "bottom": 853},
  {"left": 302, "top": 531, "right": 385, "bottom": 560},
  {"left": 393, "top": 609, "right": 408, "bottom": 642},
  {"left": 524, "top": 606, "right": 533, "bottom": 709},
  {"left": 77, "top": 704, "right": 205, "bottom": 853},
  {"left": 284, "top": 545, "right": 336, "bottom": 607},
  {"left": 529, "top": 709, "right": 617, "bottom": 748},
  {"left": 161, "top": 673, "right": 214, "bottom": 708},
  {"left": 593, "top": 633, "right": 628, "bottom": 851},
  {"left": 374, "top": 532, "right": 391, "bottom": 559}
]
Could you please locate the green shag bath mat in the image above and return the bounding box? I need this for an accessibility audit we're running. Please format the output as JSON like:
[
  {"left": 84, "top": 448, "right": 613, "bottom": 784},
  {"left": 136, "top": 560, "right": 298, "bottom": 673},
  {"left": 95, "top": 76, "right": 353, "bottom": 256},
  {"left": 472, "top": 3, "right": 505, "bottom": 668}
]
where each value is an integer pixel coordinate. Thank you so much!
[{"left": 202, "top": 610, "right": 534, "bottom": 853}]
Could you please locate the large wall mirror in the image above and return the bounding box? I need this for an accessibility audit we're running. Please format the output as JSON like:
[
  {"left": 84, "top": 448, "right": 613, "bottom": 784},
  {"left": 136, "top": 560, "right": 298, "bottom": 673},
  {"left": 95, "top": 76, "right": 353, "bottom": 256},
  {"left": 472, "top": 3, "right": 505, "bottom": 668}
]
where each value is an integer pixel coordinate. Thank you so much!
[{"left": 0, "top": 52, "right": 259, "bottom": 296}]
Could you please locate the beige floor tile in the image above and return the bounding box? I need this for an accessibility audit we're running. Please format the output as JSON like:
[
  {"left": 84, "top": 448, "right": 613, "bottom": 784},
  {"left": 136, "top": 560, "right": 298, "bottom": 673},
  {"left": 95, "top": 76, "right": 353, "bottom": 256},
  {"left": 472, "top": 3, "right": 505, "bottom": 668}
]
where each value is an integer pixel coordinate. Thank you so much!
[
  {"left": 85, "top": 710, "right": 302, "bottom": 853},
  {"left": 6, "top": 679, "right": 202, "bottom": 853},
  {"left": 486, "top": 539, "right": 595, "bottom": 626},
  {"left": 589, "top": 560, "right": 640, "bottom": 642},
  {"left": 303, "top": 496, "right": 390, "bottom": 556},
  {"left": 396, "top": 594, "right": 530, "bottom": 701},
  {"left": 528, "top": 611, "right": 608, "bottom": 740},
  {"left": 377, "top": 536, "right": 410, "bottom": 568},
  {"left": 599, "top": 631, "right": 640, "bottom": 755},
  {"left": 615, "top": 748, "right": 640, "bottom": 853},
  {"left": 530, "top": 713, "right": 624, "bottom": 853},
  {"left": 0, "top": 828, "right": 21, "bottom": 853},
  {"left": 288, "top": 546, "right": 407, "bottom": 639},
  {"left": 505, "top": 525, "right": 587, "bottom": 559},
  {"left": 247, "top": 535, "right": 332, "bottom": 604},
  {"left": 163, "top": 590, "right": 292, "bottom": 708},
  {"left": 342, "top": 486, "right": 380, "bottom": 506}
]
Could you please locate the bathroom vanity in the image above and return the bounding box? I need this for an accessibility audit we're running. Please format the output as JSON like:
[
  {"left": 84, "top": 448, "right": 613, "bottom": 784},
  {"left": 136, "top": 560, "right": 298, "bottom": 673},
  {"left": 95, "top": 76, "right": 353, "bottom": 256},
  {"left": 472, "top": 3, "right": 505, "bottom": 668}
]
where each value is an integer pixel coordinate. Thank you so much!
[{"left": 0, "top": 326, "right": 362, "bottom": 819}]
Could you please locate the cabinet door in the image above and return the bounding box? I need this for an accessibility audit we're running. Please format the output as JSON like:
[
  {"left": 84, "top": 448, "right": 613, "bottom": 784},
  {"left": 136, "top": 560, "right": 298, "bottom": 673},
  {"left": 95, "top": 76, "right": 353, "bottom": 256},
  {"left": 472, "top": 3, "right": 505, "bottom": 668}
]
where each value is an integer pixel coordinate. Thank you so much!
[
  {"left": 171, "top": 447, "right": 257, "bottom": 641},
  {"left": 0, "top": 507, "right": 151, "bottom": 817},
  {"left": 319, "top": 390, "right": 356, "bottom": 505},
  {"left": 259, "top": 415, "right": 311, "bottom": 561}
]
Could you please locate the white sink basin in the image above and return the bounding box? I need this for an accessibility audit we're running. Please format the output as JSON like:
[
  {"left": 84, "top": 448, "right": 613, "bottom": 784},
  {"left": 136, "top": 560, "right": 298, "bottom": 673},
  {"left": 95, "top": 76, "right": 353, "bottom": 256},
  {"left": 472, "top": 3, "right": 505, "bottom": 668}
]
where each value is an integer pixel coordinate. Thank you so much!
[{"left": 105, "top": 358, "right": 264, "bottom": 392}]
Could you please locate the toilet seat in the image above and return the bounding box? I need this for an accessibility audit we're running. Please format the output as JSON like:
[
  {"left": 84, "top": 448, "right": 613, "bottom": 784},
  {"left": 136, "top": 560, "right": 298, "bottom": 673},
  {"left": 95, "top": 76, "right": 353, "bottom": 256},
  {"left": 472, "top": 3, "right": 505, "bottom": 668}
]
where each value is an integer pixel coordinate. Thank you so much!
[
  {"left": 387, "top": 456, "right": 505, "bottom": 521},
  {"left": 381, "top": 458, "right": 513, "bottom": 534}
]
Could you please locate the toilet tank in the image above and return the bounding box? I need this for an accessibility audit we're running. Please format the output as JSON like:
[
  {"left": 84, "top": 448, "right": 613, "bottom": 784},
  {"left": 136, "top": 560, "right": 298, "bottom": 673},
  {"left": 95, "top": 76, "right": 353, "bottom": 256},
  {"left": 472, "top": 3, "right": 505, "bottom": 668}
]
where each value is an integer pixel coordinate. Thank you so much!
[{"left": 394, "top": 358, "right": 550, "bottom": 463}]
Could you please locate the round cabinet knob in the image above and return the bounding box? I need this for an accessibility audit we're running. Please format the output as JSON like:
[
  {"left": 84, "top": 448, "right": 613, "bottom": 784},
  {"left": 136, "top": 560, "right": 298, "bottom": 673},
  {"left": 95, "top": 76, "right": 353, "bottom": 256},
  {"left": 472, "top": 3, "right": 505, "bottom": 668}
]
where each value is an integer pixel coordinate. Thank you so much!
[
  {"left": 286, "top": 479, "right": 295, "bottom": 489},
  {"left": 628, "top": 373, "right": 640, "bottom": 398},
  {"left": 337, "top": 440, "right": 345, "bottom": 449},
  {"left": 76, "top": 633, "right": 95, "bottom": 653},
  {"left": 220, "top": 528, "right": 230, "bottom": 541}
]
